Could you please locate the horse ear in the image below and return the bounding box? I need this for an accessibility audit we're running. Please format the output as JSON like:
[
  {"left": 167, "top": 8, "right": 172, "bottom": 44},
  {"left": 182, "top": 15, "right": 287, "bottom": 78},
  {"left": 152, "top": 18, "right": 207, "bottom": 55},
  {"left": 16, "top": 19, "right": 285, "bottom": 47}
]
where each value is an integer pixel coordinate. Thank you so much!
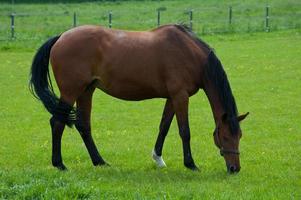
[{"left": 237, "top": 112, "right": 249, "bottom": 122}]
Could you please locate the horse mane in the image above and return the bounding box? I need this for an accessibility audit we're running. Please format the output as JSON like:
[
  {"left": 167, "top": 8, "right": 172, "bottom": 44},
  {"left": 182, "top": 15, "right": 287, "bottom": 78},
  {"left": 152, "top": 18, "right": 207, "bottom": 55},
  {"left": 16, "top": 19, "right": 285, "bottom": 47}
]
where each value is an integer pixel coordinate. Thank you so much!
[
  {"left": 174, "top": 24, "right": 211, "bottom": 50},
  {"left": 174, "top": 24, "right": 239, "bottom": 135}
]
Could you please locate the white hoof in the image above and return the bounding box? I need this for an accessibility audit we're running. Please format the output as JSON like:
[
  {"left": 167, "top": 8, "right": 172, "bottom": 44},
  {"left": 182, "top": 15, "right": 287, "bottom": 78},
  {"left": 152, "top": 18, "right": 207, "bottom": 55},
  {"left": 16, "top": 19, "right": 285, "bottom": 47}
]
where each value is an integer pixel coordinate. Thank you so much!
[{"left": 152, "top": 149, "right": 166, "bottom": 167}]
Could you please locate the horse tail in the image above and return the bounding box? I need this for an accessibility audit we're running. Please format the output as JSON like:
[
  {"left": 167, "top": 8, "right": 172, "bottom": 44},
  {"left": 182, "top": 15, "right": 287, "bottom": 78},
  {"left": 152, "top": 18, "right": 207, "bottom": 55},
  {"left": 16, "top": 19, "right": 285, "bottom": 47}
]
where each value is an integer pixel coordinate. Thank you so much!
[{"left": 29, "top": 36, "right": 76, "bottom": 127}]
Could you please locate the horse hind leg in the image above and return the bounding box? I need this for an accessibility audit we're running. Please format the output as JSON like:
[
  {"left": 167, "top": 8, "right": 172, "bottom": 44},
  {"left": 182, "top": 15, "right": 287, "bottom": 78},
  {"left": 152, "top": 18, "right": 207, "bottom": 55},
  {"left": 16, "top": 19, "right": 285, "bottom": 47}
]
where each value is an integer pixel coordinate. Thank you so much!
[
  {"left": 75, "top": 86, "right": 107, "bottom": 166},
  {"left": 49, "top": 75, "right": 91, "bottom": 170},
  {"left": 50, "top": 100, "right": 75, "bottom": 170},
  {"left": 49, "top": 60, "right": 101, "bottom": 169},
  {"left": 152, "top": 99, "right": 174, "bottom": 167}
]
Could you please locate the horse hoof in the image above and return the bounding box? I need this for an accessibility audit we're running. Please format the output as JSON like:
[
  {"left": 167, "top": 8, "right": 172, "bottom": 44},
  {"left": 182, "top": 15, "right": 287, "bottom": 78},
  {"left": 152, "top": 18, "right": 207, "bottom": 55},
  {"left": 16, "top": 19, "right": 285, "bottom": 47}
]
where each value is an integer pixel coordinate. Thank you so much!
[
  {"left": 185, "top": 163, "right": 199, "bottom": 171},
  {"left": 54, "top": 164, "right": 68, "bottom": 171},
  {"left": 152, "top": 149, "right": 167, "bottom": 168},
  {"left": 102, "top": 162, "right": 111, "bottom": 167},
  {"left": 94, "top": 161, "right": 110, "bottom": 167},
  {"left": 191, "top": 166, "right": 200, "bottom": 171},
  {"left": 187, "top": 166, "right": 199, "bottom": 171}
]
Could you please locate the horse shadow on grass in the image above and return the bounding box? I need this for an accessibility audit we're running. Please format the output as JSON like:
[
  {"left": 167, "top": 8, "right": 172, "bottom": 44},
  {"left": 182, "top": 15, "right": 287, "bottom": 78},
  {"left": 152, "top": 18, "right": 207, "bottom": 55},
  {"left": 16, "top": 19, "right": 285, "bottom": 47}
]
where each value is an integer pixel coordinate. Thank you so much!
[{"left": 71, "top": 163, "right": 234, "bottom": 185}]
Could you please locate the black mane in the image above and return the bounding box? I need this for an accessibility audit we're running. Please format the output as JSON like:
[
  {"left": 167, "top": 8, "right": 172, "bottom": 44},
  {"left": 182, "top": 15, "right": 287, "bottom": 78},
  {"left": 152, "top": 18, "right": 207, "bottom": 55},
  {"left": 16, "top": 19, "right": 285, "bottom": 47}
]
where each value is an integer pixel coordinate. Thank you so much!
[
  {"left": 174, "top": 24, "right": 239, "bottom": 135},
  {"left": 174, "top": 24, "right": 211, "bottom": 50},
  {"left": 206, "top": 52, "right": 239, "bottom": 134}
]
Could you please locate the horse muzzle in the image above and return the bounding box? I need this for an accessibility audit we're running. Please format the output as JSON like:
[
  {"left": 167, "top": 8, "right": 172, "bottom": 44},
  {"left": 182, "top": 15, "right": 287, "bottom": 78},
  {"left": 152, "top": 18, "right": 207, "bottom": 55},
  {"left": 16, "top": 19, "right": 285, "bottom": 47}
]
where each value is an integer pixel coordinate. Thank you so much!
[{"left": 227, "top": 164, "right": 241, "bottom": 173}]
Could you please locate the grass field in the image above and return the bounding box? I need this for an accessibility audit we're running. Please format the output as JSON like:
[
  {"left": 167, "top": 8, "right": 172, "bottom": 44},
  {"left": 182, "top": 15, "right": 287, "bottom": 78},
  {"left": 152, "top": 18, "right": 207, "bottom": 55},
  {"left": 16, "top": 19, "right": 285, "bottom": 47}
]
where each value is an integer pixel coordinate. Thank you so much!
[
  {"left": 0, "top": 29, "right": 300, "bottom": 199},
  {"left": 0, "top": 0, "right": 301, "bottom": 199}
]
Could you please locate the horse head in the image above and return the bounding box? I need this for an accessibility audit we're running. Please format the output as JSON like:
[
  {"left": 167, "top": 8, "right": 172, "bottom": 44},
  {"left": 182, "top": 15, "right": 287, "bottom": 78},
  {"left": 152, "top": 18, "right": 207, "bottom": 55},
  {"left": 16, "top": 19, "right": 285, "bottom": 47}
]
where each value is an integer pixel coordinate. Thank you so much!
[{"left": 213, "top": 112, "right": 249, "bottom": 173}]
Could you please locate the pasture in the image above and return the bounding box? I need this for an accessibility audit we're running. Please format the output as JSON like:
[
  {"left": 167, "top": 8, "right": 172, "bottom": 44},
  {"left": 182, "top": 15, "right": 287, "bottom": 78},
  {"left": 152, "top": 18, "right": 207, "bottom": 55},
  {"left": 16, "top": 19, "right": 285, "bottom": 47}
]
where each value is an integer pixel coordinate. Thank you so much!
[
  {"left": 0, "top": 30, "right": 300, "bottom": 199},
  {"left": 0, "top": 1, "right": 301, "bottom": 199}
]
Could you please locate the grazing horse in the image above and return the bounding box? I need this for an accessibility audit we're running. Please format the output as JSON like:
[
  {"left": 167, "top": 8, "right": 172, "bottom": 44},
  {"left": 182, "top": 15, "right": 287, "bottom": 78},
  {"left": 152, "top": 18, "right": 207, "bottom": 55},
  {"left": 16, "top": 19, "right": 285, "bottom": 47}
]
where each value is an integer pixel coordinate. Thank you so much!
[{"left": 29, "top": 24, "right": 248, "bottom": 173}]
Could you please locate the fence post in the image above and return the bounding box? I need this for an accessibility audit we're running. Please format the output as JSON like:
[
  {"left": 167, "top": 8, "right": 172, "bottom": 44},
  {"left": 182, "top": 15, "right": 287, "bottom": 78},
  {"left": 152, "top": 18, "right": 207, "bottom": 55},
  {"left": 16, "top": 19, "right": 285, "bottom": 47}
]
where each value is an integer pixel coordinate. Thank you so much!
[
  {"left": 157, "top": 10, "right": 161, "bottom": 27},
  {"left": 10, "top": 13, "right": 15, "bottom": 39},
  {"left": 73, "top": 12, "right": 77, "bottom": 27},
  {"left": 265, "top": 5, "right": 270, "bottom": 32},
  {"left": 108, "top": 11, "right": 112, "bottom": 28},
  {"left": 189, "top": 9, "right": 193, "bottom": 31},
  {"left": 229, "top": 6, "right": 232, "bottom": 25}
]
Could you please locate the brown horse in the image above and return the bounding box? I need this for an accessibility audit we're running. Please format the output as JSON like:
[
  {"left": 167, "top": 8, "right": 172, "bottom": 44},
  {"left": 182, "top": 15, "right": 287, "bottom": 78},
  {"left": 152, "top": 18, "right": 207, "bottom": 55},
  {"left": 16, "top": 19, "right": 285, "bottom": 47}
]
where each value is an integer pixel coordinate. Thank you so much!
[{"left": 30, "top": 24, "right": 248, "bottom": 173}]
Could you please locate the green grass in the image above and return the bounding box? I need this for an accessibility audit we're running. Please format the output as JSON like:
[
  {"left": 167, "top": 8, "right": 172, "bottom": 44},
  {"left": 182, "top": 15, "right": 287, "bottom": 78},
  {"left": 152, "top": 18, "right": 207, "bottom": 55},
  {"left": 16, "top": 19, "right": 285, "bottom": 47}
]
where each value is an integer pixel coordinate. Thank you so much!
[
  {"left": 0, "top": 28, "right": 300, "bottom": 199},
  {"left": 0, "top": 0, "right": 301, "bottom": 199},
  {"left": 0, "top": 0, "right": 301, "bottom": 41}
]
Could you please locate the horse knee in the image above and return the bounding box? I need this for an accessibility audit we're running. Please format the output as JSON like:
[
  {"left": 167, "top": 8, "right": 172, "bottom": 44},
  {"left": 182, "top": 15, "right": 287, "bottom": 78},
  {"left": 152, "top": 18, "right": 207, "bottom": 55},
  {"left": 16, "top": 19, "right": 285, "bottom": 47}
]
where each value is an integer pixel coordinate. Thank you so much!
[
  {"left": 50, "top": 116, "right": 57, "bottom": 127},
  {"left": 50, "top": 116, "right": 65, "bottom": 133},
  {"left": 179, "top": 126, "right": 190, "bottom": 141},
  {"left": 75, "top": 122, "right": 84, "bottom": 133},
  {"left": 180, "top": 133, "right": 190, "bottom": 142},
  {"left": 75, "top": 119, "right": 91, "bottom": 138}
]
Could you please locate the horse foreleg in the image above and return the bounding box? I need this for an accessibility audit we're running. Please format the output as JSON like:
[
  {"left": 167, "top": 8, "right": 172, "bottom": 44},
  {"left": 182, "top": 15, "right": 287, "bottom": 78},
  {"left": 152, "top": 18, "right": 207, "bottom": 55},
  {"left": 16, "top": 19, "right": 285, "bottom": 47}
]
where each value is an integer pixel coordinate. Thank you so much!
[
  {"left": 75, "top": 88, "right": 107, "bottom": 166},
  {"left": 171, "top": 91, "right": 198, "bottom": 171},
  {"left": 153, "top": 99, "right": 174, "bottom": 167}
]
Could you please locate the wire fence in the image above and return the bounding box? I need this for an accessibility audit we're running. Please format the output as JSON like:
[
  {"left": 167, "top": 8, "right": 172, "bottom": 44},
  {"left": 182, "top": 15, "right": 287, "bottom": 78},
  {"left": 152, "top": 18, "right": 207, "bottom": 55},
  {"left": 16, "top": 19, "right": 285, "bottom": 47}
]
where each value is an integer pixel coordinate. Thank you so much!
[{"left": 0, "top": 5, "right": 301, "bottom": 41}]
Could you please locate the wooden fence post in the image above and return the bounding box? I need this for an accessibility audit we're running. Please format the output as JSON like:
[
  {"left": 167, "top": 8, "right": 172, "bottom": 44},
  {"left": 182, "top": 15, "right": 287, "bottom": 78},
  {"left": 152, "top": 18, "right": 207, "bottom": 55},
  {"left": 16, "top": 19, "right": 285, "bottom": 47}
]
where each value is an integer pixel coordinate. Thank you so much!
[
  {"left": 189, "top": 10, "right": 193, "bottom": 31},
  {"left": 229, "top": 6, "right": 232, "bottom": 25},
  {"left": 109, "top": 11, "right": 112, "bottom": 28},
  {"left": 265, "top": 5, "right": 270, "bottom": 32},
  {"left": 157, "top": 10, "right": 161, "bottom": 27},
  {"left": 73, "top": 12, "right": 77, "bottom": 27},
  {"left": 10, "top": 13, "right": 15, "bottom": 39},
  {"left": 157, "top": 7, "right": 166, "bottom": 27}
]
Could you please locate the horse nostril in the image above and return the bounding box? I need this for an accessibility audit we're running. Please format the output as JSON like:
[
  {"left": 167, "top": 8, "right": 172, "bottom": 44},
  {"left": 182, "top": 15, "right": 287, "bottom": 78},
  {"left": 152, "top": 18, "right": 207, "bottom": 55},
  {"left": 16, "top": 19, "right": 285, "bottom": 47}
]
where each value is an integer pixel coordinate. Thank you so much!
[
  {"left": 230, "top": 165, "right": 236, "bottom": 172},
  {"left": 228, "top": 165, "right": 237, "bottom": 173}
]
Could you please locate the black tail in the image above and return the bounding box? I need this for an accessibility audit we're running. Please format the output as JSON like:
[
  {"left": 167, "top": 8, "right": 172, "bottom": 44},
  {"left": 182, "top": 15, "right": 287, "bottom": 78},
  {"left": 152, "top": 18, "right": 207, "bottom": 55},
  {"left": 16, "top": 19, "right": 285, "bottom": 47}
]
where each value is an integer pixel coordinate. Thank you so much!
[{"left": 29, "top": 36, "right": 75, "bottom": 127}]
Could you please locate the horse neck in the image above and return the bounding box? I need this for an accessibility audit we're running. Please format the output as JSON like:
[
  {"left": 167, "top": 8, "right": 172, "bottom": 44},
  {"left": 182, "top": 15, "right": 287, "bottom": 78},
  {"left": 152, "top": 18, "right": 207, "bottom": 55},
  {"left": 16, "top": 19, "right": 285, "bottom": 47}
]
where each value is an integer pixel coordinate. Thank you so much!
[{"left": 203, "top": 81, "right": 224, "bottom": 126}]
